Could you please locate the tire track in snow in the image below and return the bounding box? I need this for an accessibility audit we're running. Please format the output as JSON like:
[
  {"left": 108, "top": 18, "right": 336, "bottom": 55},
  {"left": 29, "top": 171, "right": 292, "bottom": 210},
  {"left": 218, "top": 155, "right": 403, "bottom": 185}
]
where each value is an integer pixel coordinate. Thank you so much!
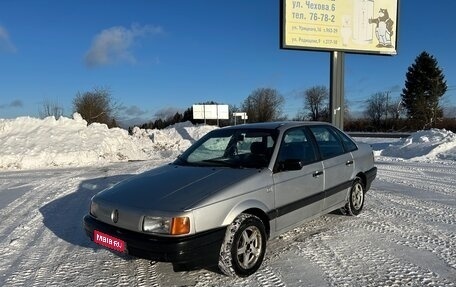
[
  {"left": 254, "top": 266, "right": 286, "bottom": 287},
  {"left": 379, "top": 170, "right": 456, "bottom": 196},
  {"left": 4, "top": 228, "right": 63, "bottom": 286},
  {"left": 371, "top": 196, "right": 456, "bottom": 269},
  {"left": 377, "top": 162, "right": 456, "bottom": 196},
  {"left": 372, "top": 161, "right": 456, "bottom": 271},
  {"left": 371, "top": 191, "right": 456, "bottom": 228},
  {"left": 0, "top": 169, "right": 85, "bottom": 244},
  {"left": 288, "top": 224, "right": 455, "bottom": 287},
  {"left": 0, "top": 168, "right": 90, "bottom": 287}
]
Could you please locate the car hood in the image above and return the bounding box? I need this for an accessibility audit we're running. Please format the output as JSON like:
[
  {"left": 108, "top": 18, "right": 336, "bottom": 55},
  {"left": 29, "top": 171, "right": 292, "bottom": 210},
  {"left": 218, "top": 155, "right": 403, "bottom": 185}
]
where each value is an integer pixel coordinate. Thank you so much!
[{"left": 93, "top": 164, "right": 262, "bottom": 211}]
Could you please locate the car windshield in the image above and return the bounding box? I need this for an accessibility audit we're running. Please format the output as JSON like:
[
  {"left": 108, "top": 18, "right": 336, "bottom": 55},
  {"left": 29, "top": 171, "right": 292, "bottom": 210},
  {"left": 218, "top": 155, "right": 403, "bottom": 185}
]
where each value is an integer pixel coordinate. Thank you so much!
[{"left": 175, "top": 128, "right": 278, "bottom": 169}]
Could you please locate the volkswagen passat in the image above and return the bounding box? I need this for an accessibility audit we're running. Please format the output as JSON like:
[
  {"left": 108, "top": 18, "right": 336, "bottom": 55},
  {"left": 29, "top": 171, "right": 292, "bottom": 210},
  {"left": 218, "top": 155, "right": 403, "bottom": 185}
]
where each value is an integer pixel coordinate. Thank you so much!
[{"left": 83, "top": 122, "right": 376, "bottom": 277}]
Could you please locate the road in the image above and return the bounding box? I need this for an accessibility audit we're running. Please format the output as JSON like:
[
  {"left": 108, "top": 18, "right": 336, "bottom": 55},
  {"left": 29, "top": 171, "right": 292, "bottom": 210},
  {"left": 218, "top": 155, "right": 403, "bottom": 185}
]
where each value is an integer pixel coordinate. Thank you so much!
[{"left": 0, "top": 158, "right": 455, "bottom": 286}]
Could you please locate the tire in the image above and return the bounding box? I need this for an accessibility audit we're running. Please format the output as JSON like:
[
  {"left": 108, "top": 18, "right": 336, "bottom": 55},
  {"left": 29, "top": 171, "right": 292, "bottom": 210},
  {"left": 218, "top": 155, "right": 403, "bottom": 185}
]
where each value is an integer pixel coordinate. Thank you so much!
[
  {"left": 218, "top": 213, "right": 267, "bottom": 277},
  {"left": 343, "top": 177, "right": 365, "bottom": 216}
]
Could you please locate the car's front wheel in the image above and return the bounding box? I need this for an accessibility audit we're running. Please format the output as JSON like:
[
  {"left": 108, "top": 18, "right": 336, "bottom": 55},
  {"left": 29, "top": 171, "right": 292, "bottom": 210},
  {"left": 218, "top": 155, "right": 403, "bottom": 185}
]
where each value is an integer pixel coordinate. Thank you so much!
[
  {"left": 218, "top": 213, "right": 267, "bottom": 277},
  {"left": 343, "top": 177, "right": 365, "bottom": 216}
]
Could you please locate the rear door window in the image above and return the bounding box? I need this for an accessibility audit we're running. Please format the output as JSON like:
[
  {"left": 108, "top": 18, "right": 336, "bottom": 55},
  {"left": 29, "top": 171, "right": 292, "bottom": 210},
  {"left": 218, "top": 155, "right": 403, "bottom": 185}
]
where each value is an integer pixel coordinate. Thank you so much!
[
  {"left": 308, "top": 126, "right": 346, "bottom": 159},
  {"left": 335, "top": 129, "right": 358, "bottom": 152}
]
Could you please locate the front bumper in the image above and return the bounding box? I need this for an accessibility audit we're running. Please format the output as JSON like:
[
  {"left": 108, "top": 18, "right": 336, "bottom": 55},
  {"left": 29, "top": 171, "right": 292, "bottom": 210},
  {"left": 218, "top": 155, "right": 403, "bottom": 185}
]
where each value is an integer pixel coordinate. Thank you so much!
[{"left": 83, "top": 215, "right": 226, "bottom": 267}]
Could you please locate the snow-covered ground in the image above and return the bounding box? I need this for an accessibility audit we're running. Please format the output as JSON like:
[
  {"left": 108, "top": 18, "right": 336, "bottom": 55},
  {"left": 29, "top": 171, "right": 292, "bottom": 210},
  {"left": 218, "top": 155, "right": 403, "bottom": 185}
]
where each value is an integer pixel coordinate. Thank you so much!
[{"left": 0, "top": 115, "right": 455, "bottom": 286}]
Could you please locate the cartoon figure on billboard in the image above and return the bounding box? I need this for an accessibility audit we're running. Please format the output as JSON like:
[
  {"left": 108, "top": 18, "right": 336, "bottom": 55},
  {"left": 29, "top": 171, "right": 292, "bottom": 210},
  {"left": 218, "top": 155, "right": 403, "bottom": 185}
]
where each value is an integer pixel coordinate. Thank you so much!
[
  {"left": 369, "top": 8, "right": 394, "bottom": 48},
  {"left": 341, "top": 15, "right": 352, "bottom": 46},
  {"left": 352, "top": 0, "right": 374, "bottom": 44}
]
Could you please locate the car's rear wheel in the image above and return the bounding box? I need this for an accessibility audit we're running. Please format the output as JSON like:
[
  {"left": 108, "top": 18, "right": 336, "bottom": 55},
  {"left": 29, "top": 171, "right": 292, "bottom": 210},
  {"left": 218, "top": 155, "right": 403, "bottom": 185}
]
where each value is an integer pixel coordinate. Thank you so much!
[
  {"left": 218, "top": 213, "right": 266, "bottom": 277},
  {"left": 343, "top": 177, "right": 365, "bottom": 216}
]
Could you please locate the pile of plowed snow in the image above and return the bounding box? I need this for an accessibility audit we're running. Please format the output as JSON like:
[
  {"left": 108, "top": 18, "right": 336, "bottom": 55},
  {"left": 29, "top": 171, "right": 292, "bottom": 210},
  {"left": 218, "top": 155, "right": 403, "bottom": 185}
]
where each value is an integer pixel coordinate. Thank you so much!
[
  {"left": 1, "top": 114, "right": 456, "bottom": 170},
  {"left": 0, "top": 113, "right": 216, "bottom": 170},
  {"left": 375, "top": 129, "right": 456, "bottom": 161}
]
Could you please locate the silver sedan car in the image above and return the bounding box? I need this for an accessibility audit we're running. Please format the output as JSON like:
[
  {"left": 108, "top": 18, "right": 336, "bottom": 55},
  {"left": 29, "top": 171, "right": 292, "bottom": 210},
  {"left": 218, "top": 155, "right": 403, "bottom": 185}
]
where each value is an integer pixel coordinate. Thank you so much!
[{"left": 83, "top": 122, "right": 376, "bottom": 277}]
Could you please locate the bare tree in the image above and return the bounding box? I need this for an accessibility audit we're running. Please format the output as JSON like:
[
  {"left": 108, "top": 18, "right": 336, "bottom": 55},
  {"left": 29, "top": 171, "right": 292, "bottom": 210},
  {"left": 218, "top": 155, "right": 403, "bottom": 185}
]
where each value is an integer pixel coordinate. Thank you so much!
[
  {"left": 73, "top": 87, "right": 118, "bottom": 127},
  {"left": 444, "top": 105, "right": 456, "bottom": 118},
  {"left": 387, "top": 98, "right": 405, "bottom": 121},
  {"left": 302, "top": 85, "right": 329, "bottom": 121},
  {"left": 241, "top": 88, "right": 284, "bottom": 123},
  {"left": 364, "top": 92, "right": 388, "bottom": 128},
  {"left": 39, "top": 98, "right": 64, "bottom": 118},
  {"left": 344, "top": 99, "right": 352, "bottom": 122}
]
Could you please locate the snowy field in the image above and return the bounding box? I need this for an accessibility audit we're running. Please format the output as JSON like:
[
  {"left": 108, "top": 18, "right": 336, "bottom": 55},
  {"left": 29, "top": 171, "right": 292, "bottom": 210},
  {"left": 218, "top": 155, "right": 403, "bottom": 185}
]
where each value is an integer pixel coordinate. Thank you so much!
[{"left": 0, "top": 114, "right": 455, "bottom": 286}]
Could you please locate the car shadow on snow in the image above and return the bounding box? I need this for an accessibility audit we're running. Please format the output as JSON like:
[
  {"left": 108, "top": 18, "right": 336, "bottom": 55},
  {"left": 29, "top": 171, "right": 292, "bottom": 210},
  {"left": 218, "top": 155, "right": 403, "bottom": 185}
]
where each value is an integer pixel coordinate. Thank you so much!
[{"left": 39, "top": 173, "right": 135, "bottom": 257}]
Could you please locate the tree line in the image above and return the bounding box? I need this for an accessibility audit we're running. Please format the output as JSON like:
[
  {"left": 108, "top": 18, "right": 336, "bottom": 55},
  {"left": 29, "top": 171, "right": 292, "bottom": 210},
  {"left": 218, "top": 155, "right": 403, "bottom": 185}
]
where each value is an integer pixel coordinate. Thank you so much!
[
  {"left": 41, "top": 51, "right": 454, "bottom": 132},
  {"left": 347, "top": 51, "right": 452, "bottom": 131}
]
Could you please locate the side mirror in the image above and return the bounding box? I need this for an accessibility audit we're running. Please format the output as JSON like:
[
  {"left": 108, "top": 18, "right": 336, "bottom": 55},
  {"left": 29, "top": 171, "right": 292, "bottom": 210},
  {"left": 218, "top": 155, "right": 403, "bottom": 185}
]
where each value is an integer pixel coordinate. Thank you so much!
[{"left": 279, "top": 159, "right": 303, "bottom": 171}]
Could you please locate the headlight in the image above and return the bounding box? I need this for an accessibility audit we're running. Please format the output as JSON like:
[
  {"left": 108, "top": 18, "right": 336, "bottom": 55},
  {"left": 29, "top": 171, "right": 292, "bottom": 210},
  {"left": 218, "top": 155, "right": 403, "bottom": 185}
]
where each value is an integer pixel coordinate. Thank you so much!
[{"left": 143, "top": 216, "right": 190, "bottom": 235}]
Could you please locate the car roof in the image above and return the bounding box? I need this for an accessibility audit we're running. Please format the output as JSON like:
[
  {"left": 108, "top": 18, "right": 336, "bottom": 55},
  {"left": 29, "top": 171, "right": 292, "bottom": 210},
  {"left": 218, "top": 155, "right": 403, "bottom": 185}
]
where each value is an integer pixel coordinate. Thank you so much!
[{"left": 220, "top": 121, "right": 332, "bottom": 131}]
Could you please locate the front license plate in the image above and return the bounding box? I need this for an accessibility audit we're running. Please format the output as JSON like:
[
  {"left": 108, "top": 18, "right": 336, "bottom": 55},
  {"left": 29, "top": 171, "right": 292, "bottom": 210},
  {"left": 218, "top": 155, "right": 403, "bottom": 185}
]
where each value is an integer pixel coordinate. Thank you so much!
[{"left": 94, "top": 230, "right": 126, "bottom": 253}]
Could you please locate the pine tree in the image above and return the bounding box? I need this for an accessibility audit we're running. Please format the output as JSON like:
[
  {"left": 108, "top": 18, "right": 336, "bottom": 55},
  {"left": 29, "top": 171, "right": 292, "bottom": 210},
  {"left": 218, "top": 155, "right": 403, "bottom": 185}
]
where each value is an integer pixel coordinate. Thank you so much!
[{"left": 401, "top": 51, "right": 447, "bottom": 129}]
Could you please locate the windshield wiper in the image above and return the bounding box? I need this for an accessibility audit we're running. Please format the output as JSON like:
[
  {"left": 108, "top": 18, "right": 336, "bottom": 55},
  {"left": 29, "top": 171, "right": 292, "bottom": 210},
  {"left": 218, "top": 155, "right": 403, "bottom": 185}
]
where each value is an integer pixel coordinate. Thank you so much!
[
  {"left": 201, "top": 158, "right": 241, "bottom": 168},
  {"left": 174, "top": 155, "right": 189, "bottom": 166},
  {"left": 202, "top": 159, "right": 231, "bottom": 165}
]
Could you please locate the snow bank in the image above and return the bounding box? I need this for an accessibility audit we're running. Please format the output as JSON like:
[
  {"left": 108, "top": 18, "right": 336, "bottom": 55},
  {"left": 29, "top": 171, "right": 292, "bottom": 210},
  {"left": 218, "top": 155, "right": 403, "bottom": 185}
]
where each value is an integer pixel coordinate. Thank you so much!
[
  {"left": 2, "top": 114, "right": 456, "bottom": 170},
  {"left": 380, "top": 129, "right": 456, "bottom": 161},
  {"left": 0, "top": 113, "right": 216, "bottom": 170}
]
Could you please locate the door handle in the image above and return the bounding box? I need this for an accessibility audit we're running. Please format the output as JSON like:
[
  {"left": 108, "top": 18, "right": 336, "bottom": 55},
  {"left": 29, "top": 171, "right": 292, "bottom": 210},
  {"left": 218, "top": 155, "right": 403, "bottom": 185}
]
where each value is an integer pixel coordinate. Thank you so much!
[
  {"left": 313, "top": 171, "right": 323, "bottom": 177},
  {"left": 346, "top": 160, "right": 354, "bottom": 166}
]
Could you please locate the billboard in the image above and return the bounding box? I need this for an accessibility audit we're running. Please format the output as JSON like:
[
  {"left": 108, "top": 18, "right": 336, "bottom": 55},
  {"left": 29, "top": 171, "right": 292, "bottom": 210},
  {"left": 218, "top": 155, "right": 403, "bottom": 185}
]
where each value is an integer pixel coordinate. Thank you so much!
[
  {"left": 217, "top": 105, "right": 229, "bottom": 120},
  {"left": 192, "top": 105, "right": 229, "bottom": 120},
  {"left": 192, "top": 105, "right": 206, "bottom": 120},
  {"left": 281, "top": 0, "right": 399, "bottom": 55}
]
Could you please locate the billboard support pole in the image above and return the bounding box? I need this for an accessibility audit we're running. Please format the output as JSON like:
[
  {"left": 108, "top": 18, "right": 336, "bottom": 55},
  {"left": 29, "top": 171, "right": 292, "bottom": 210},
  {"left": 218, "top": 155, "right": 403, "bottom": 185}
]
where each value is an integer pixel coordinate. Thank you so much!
[{"left": 330, "top": 51, "right": 345, "bottom": 130}]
